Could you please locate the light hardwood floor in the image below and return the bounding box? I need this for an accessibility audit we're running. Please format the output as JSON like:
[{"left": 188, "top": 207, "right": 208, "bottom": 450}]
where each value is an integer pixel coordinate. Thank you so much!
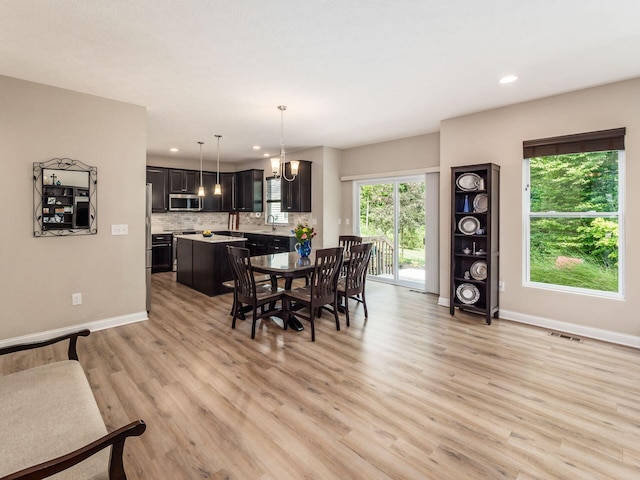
[{"left": 3, "top": 272, "right": 640, "bottom": 479}]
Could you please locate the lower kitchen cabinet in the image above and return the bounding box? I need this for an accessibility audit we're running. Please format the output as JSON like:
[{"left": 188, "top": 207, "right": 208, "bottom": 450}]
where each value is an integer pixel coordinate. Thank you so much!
[{"left": 151, "top": 234, "right": 172, "bottom": 273}]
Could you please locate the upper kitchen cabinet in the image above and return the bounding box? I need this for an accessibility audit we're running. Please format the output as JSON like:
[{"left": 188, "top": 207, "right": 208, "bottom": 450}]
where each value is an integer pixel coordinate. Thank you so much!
[
  {"left": 201, "top": 172, "right": 222, "bottom": 212},
  {"left": 169, "top": 169, "right": 198, "bottom": 194},
  {"left": 281, "top": 160, "right": 312, "bottom": 212},
  {"left": 235, "top": 169, "right": 264, "bottom": 212},
  {"left": 220, "top": 172, "right": 236, "bottom": 212},
  {"left": 146, "top": 167, "right": 168, "bottom": 212}
]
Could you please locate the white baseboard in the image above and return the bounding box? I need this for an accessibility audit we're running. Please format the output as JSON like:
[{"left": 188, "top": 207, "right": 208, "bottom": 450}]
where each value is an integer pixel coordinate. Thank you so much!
[
  {"left": 438, "top": 297, "right": 640, "bottom": 349},
  {"left": 0, "top": 311, "right": 148, "bottom": 349}
]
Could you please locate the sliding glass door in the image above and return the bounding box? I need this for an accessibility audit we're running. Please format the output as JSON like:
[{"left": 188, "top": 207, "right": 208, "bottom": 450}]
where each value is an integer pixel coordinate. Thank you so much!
[{"left": 356, "top": 174, "right": 437, "bottom": 291}]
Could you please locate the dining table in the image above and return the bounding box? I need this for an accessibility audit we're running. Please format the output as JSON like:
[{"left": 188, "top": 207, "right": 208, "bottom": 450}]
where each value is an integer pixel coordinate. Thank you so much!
[
  {"left": 250, "top": 251, "right": 349, "bottom": 331},
  {"left": 250, "top": 252, "right": 316, "bottom": 331}
]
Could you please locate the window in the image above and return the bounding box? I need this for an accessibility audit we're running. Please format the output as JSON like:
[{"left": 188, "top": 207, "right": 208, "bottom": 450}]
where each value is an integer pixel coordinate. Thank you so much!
[
  {"left": 524, "top": 128, "right": 624, "bottom": 297},
  {"left": 266, "top": 177, "right": 288, "bottom": 224}
]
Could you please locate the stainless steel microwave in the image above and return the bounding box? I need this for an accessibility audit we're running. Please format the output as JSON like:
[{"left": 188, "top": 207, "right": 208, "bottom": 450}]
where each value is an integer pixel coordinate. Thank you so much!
[{"left": 168, "top": 194, "right": 202, "bottom": 211}]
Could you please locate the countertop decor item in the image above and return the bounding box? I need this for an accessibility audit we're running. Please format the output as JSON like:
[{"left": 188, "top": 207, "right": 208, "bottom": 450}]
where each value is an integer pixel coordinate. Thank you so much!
[{"left": 292, "top": 223, "right": 316, "bottom": 258}]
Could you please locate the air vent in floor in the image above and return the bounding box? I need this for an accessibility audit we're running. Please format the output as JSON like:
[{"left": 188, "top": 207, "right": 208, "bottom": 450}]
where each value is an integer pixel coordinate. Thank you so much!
[{"left": 548, "top": 331, "right": 583, "bottom": 343}]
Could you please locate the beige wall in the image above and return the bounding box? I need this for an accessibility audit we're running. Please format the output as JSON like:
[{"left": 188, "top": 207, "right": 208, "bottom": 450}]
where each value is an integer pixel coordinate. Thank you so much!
[
  {"left": 0, "top": 76, "right": 147, "bottom": 341},
  {"left": 439, "top": 77, "right": 640, "bottom": 340},
  {"left": 339, "top": 133, "right": 440, "bottom": 235}
]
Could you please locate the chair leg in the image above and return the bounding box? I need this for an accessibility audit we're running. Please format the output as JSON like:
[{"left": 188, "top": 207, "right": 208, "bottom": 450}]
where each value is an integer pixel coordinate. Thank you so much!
[
  {"left": 343, "top": 296, "right": 350, "bottom": 327},
  {"left": 251, "top": 308, "right": 258, "bottom": 339},
  {"left": 232, "top": 300, "right": 239, "bottom": 329},
  {"left": 229, "top": 292, "right": 236, "bottom": 315},
  {"left": 333, "top": 298, "right": 341, "bottom": 331},
  {"left": 361, "top": 290, "right": 368, "bottom": 318},
  {"left": 310, "top": 308, "right": 316, "bottom": 342}
]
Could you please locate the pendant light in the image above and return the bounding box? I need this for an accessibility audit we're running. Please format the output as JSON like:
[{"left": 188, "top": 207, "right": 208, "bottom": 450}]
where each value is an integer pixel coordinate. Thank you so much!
[
  {"left": 214, "top": 134, "right": 222, "bottom": 195},
  {"left": 270, "top": 105, "right": 299, "bottom": 182},
  {"left": 197, "top": 141, "right": 205, "bottom": 197}
]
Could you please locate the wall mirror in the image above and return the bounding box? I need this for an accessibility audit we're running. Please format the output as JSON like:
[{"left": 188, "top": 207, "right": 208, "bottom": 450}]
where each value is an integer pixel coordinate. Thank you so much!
[{"left": 33, "top": 158, "right": 97, "bottom": 237}]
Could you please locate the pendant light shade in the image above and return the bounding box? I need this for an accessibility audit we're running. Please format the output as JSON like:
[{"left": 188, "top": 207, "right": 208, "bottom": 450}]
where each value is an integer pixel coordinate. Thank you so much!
[
  {"left": 271, "top": 105, "right": 299, "bottom": 182},
  {"left": 197, "top": 141, "right": 205, "bottom": 197},
  {"left": 214, "top": 134, "right": 222, "bottom": 195}
]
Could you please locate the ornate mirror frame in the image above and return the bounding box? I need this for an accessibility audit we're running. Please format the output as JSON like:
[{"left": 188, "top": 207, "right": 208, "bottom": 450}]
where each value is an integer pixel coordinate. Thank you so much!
[{"left": 33, "top": 158, "right": 98, "bottom": 237}]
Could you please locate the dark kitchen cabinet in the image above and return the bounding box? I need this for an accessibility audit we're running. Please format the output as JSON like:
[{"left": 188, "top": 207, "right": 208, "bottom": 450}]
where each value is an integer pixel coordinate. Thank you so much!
[
  {"left": 267, "top": 235, "right": 296, "bottom": 254},
  {"left": 449, "top": 163, "right": 500, "bottom": 325},
  {"left": 220, "top": 172, "right": 236, "bottom": 211},
  {"left": 219, "top": 170, "right": 264, "bottom": 212},
  {"left": 169, "top": 169, "right": 199, "bottom": 194},
  {"left": 151, "top": 234, "right": 172, "bottom": 273},
  {"left": 146, "top": 167, "right": 168, "bottom": 212},
  {"left": 202, "top": 172, "right": 222, "bottom": 212},
  {"left": 235, "top": 169, "right": 264, "bottom": 212},
  {"left": 244, "top": 233, "right": 268, "bottom": 256},
  {"left": 281, "top": 160, "right": 312, "bottom": 212}
]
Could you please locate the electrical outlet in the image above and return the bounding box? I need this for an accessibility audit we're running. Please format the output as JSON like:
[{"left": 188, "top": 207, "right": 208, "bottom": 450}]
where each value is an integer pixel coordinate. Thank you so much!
[
  {"left": 338, "top": 218, "right": 342, "bottom": 225},
  {"left": 499, "top": 281, "right": 505, "bottom": 292},
  {"left": 72, "top": 293, "right": 82, "bottom": 305},
  {"left": 111, "top": 224, "right": 128, "bottom": 235},
  {"left": 345, "top": 218, "right": 350, "bottom": 225}
]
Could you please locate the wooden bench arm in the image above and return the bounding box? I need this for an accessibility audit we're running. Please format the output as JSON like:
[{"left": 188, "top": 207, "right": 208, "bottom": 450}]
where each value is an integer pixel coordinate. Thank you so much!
[
  {"left": 0, "top": 420, "right": 146, "bottom": 480},
  {"left": 0, "top": 330, "right": 90, "bottom": 361}
]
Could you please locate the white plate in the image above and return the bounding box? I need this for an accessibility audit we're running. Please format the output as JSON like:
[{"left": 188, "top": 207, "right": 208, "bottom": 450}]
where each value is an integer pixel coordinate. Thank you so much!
[
  {"left": 473, "top": 193, "right": 488, "bottom": 213},
  {"left": 456, "top": 173, "right": 480, "bottom": 191},
  {"left": 458, "top": 216, "right": 480, "bottom": 235},
  {"left": 456, "top": 283, "right": 480, "bottom": 304},
  {"left": 470, "top": 260, "right": 487, "bottom": 280}
]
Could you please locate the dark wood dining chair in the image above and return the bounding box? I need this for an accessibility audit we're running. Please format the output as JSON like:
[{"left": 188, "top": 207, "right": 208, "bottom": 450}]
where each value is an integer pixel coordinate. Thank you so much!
[
  {"left": 283, "top": 247, "right": 344, "bottom": 342},
  {"left": 338, "top": 235, "right": 362, "bottom": 275},
  {"left": 338, "top": 235, "right": 363, "bottom": 253},
  {"left": 227, "top": 246, "right": 284, "bottom": 339},
  {"left": 337, "top": 242, "right": 373, "bottom": 326}
]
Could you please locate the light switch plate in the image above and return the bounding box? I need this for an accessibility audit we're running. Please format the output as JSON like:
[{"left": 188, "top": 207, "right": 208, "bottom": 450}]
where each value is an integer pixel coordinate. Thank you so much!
[{"left": 111, "top": 224, "right": 128, "bottom": 235}]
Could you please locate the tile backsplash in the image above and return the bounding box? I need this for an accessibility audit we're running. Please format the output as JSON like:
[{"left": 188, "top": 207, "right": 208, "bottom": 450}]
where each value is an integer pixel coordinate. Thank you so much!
[{"left": 151, "top": 212, "right": 311, "bottom": 233}]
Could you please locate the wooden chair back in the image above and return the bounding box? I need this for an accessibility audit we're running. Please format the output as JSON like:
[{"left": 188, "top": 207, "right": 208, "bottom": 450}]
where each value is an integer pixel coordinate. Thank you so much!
[
  {"left": 309, "top": 247, "right": 344, "bottom": 308},
  {"left": 227, "top": 245, "right": 257, "bottom": 304},
  {"left": 343, "top": 242, "right": 373, "bottom": 296},
  {"left": 338, "top": 235, "right": 363, "bottom": 254}
]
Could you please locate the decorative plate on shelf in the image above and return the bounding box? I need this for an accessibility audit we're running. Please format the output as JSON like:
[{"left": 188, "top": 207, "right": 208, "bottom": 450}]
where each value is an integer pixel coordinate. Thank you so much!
[
  {"left": 456, "top": 283, "right": 480, "bottom": 304},
  {"left": 458, "top": 216, "right": 480, "bottom": 235},
  {"left": 470, "top": 260, "right": 487, "bottom": 280},
  {"left": 473, "top": 193, "right": 488, "bottom": 213},
  {"left": 456, "top": 173, "right": 481, "bottom": 191}
]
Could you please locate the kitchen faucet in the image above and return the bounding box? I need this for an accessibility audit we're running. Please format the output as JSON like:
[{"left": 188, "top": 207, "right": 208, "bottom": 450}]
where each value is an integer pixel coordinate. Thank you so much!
[{"left": 266, "top": 214, "right": 276, "bottom": 231}]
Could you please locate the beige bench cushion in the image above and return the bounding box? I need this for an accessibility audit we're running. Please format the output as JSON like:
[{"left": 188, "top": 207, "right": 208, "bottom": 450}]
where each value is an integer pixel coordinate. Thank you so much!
[{"left": 0, "top": 360, "right": 109, "bottom": 480}]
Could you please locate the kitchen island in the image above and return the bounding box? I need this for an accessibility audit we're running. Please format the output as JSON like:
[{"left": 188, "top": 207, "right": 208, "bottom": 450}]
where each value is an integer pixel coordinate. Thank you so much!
[{"left": 175, "top": 233, "right": 246, "bottom": 296}]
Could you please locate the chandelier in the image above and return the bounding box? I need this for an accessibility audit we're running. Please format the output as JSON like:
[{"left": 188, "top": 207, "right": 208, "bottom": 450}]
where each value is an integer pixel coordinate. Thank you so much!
[{"left": 270, "top": 105, "right": 299, "bottom": 182}]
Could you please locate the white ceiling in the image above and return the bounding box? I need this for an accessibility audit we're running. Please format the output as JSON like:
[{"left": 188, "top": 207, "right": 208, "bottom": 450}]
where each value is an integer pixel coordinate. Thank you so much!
[{"left": 2, "top": 1, "right": 640, "bottom": 163}]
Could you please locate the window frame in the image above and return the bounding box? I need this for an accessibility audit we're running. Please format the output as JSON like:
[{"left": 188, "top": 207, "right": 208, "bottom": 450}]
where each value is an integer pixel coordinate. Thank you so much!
[
  {"left": 523, "top": 150, "right": 625, "bottom": 300},
  {"left": 265, "top": 176, "right": 288, "bottom": 225}
]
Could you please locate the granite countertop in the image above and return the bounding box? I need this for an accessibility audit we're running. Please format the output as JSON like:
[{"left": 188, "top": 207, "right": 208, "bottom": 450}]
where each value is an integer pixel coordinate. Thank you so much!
[{"left": 174, "top": 233, "right": 247, "bottom": 243}]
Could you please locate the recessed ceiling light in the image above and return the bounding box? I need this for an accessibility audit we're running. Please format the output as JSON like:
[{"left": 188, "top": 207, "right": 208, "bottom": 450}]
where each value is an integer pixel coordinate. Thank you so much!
[
  {"left": 263, "top": 153, "right": 270, "bottom": 157},
  {"left": 499, "top": 75, "right": 518, "bottom": 84},
  {"left": 252, "top": 145, "right": 261, "bottom": 150},
  {"left": 169, "top": 147, "right": 179, "bottom": 152}
]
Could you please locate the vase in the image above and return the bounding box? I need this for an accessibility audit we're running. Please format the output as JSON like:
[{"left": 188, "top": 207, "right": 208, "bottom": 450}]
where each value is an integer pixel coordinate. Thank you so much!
[
  {"left": 295, "top": 239, "right": 312, "bottom": 258},
  {"left": 462, "top": 194, "right": 471, "bottom": 213}
]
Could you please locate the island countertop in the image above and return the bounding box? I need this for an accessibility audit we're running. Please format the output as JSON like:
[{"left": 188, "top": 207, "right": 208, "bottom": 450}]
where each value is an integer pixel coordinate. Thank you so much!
[{"left": 174, "top": 233, "right": 247, "bottom": 243}]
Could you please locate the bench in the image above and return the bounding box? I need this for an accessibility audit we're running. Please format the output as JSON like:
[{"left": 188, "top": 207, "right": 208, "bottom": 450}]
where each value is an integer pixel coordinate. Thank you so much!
[{"left": 0, "top": 330, "right": 145, "bottom": 480}]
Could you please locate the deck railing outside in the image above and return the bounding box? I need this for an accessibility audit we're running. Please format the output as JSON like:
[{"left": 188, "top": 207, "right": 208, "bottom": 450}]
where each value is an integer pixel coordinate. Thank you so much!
[{"left": 362, "top": 235, "right": 394, "bottom": 276}]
